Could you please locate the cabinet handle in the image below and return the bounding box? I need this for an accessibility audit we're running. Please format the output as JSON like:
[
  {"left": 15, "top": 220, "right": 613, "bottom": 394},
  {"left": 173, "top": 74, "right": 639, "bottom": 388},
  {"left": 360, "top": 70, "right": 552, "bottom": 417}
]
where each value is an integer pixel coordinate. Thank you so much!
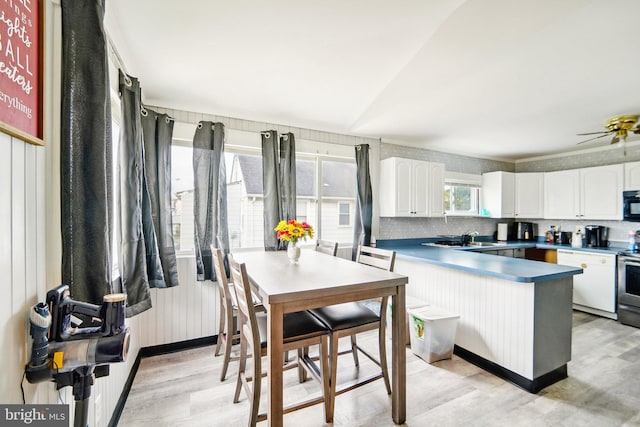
[{"left": 581, "top": 263, "right": 587, "bottom": 269}]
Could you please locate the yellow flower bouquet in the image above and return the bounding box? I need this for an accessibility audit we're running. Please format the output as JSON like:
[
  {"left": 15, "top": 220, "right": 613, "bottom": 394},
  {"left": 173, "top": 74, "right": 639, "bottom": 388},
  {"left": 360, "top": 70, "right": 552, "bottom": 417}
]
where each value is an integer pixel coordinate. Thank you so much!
[{"left": 274, "top": 219, "right": 314, "bottom": 245}]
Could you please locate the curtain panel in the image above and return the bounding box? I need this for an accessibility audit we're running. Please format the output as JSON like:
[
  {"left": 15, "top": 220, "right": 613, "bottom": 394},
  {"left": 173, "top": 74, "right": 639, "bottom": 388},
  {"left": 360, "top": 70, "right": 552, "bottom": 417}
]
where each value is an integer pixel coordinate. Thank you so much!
[
  {"left": 279, "top": 133, "right": 297, "bottom": 222},
  {"left": 193, "top": 121, "right": 230, "bottom": 281},
  {"left": 352, "top": 144, "right": 373, "bottom": 260},
  {"left": 60, "top": 0, "right": 113, "bottom": 304},
  {"left": 141, "top": 109, "right": 180, "bottom": 288},
  {"left": 118, "top": 71, "right": 154, "bottom": 316},
  {"left": 262, "top": 131, "right": 297, "bottom": 250}
]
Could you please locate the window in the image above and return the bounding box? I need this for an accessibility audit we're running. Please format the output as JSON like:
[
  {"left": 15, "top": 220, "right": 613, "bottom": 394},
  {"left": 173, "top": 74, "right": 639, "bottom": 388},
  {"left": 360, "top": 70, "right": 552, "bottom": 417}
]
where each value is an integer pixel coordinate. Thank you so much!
[
  {"left": 169, "top": 142, "right": 357, "bottom": 251},
  {"left": 319, "top": 160, "right": 356, "bottom": 243},
  {"left": 444, "top": 183, "right": 480, "bottom": 216},
  {"left": 338, "top": 202, "right": 351, "bottom": 226}
]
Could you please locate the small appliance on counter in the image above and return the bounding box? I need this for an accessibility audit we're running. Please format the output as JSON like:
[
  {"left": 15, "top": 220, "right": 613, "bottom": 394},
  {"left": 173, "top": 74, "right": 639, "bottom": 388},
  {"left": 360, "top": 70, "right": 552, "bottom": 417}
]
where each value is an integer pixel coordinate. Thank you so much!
[
  {"left": 572, "top": 230, "right": 583, "bottom": 247},
  {"left": 515, "top": 222, "right": 535, "bottom": 241},
  {"left": 585, "top": 225, "right": 609, "bottom": 247},
  {"left": 497, "top": 223, "right": 510, "bottom": 241},
  {"left": 559, "top": 231, "right": 572, "bottom": 245}
]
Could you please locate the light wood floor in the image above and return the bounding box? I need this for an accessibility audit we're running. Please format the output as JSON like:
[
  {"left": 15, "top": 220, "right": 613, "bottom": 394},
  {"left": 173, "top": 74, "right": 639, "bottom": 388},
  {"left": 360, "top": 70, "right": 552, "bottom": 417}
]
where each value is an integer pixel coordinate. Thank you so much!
[{"left": 119, "top": 312, "right": 640, "bottom": 426}]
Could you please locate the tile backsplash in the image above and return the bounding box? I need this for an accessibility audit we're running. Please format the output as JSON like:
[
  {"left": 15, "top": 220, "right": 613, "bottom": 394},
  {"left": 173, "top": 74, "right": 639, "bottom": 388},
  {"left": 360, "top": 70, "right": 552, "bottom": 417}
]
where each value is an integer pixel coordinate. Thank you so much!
[{"left": 377, "top": 216, "right": 504, "bottom": 240}]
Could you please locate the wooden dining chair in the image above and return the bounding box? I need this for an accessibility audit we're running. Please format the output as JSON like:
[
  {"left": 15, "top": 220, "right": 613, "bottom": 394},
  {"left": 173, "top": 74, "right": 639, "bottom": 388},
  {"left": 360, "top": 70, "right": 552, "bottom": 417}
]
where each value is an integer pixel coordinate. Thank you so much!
[
  {"left": 212, "top": 246, "right": 265, "bottom": 381},
  {"left": 309, "top": 245, "right": 396, "bottom": 417},
  {"left": 228, "top": 256, "right": 333, "bottom": 425},
  {"left": 315, "top": 239, "right": 338, "bottom": 257}
]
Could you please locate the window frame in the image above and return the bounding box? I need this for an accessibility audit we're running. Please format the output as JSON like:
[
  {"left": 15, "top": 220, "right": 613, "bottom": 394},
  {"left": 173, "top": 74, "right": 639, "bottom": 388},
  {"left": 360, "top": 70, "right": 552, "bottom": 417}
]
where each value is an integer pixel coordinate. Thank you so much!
[
  {"left": 443, "top": 182, "right": 481, "bottom": 217},
  {"left": 169, "top": 134, "right": 357, "bottom": 253}
]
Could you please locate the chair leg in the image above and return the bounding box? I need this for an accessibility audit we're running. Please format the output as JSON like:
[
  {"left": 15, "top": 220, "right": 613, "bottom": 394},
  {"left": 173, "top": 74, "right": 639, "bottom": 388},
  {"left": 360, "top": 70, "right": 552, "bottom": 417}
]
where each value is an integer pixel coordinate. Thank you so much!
[
  {"left": 215, "top": 300, "right": 225, "bottom": 357},
  {"left": 233, "top": 335, "right": 247, "bottom": 404},
  {"left": 320, "top": 336, "right": 333, "bottom": 423},
  {"left": 298, "top": 347, "right": 311, "bottom": 383},
  {"left": 378, "top": 326, "right": 391, "bottom": 395},
  {"left": 220, "top": 308, "right": 237, "bottom": 381},
  {"left": 350, "top": 334, "right": 360, "bottom": 367},
  {"left": 328, "top": 332, "right": 339, "bottom": 421},
  {"left": 249, "top": 343, "right": 262, "bottom": 427},
  {"left": 220, "top": 330, "right": 234, "bottom": 381}
]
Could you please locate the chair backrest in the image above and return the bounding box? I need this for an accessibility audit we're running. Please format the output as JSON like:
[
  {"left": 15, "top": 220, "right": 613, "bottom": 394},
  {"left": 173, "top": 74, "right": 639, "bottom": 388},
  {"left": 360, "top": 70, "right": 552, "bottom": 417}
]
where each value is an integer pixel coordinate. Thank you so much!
[
  {"left": 355, "top": 245, "right": 396, "bottom": 272},
  {"left": 211, "top": 246, "right": 236, "bottom": 309},
  {"left": 315, "top": 239, "right": 338, "bottom": 256},
  {"left": 228, "top": 256, "right": 261, "bottom": 353}
]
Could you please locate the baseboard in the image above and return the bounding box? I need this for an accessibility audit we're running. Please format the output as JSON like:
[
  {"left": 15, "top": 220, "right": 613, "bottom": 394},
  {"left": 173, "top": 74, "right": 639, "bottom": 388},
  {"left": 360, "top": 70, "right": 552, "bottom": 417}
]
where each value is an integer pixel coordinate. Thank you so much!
[
  {"left": 139, "top": 335, "right": 217, "bottom": 358},
  {"left": 453, "top": 345, "right": 567, "bottom": 394},
  {"left": 108, "top": 351, "right": 142, "bottom": 427},
  {"left": 108, "top": 335, "right": 217, "bottom": 426}
]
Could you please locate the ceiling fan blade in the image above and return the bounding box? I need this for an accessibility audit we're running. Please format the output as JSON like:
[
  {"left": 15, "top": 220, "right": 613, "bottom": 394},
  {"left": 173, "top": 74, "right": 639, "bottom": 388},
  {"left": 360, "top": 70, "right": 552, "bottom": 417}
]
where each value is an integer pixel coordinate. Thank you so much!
[
  {"left": 576, "top": 131, "right": 611, "bottom": 136},
  {"left": 576, "top": 132, "right": 614, "bottom": 144}
]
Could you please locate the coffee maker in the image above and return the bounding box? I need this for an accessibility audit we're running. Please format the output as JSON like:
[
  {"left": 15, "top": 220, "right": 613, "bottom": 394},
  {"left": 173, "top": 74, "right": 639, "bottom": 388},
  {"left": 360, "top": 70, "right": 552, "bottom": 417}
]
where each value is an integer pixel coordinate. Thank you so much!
[
  {"left": 515, "top": 222, "right": 535, "bottom": 241},
  {"left": 585, "top": 225, "right": 608, "bottom": 247}
]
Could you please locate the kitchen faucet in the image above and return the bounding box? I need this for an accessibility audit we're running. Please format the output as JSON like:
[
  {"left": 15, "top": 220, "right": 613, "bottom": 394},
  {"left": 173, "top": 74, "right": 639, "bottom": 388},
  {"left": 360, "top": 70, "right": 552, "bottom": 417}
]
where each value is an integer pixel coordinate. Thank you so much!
[{"left": 469, "top": 231, "right": 479, "bottom": 243}]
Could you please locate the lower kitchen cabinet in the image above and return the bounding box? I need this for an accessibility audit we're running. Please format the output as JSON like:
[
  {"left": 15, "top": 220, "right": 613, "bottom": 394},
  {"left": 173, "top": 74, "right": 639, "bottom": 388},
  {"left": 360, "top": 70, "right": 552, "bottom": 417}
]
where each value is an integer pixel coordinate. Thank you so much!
[
  {"left": 556, "top": 249, "right": 617, "bottom": 319},
  {"left": 480, "top": 248, "right": 525, "bottom": 258}
]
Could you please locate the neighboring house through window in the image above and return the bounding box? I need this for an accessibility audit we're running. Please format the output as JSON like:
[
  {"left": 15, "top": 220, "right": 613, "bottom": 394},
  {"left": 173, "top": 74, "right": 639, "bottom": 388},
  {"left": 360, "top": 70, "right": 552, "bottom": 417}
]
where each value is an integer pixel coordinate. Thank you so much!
[{"left": 170, "top": 142, "right": 356, "bottom": 251}]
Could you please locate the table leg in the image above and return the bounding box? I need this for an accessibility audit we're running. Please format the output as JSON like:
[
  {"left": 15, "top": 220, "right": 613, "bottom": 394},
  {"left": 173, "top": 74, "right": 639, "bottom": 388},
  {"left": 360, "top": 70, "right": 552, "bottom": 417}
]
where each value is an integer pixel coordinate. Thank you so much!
[
  {"left": 391, "top": 286, "right": 406, "bottom": 424},
  {"left": 268, "top": 303, "right": 284, "bottom": 427}
]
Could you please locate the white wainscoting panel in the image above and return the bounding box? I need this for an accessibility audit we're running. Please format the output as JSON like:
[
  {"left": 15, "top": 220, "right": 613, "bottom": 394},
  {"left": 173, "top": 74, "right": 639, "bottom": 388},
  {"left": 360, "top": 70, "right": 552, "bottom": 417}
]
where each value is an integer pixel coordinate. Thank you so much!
[{"left": 395, "top": 258, "right": 536, "bottom": 379}]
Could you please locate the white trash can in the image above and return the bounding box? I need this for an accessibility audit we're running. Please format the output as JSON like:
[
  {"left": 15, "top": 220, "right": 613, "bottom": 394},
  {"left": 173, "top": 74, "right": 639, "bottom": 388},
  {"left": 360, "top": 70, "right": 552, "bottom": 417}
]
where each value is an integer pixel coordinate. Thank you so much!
[
  {"left": 386, "top": 295, "right": 428, "bottom": 345},
  {"left": 408, "top": 306, "right": 459, "bottom": 363}
]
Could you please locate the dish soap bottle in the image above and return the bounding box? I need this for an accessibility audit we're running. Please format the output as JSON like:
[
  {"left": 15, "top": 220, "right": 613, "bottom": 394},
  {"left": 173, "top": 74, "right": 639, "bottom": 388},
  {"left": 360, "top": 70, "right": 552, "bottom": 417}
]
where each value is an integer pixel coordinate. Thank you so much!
[{"left": 629, "top": 231, "right": 637, "bottom": 252}]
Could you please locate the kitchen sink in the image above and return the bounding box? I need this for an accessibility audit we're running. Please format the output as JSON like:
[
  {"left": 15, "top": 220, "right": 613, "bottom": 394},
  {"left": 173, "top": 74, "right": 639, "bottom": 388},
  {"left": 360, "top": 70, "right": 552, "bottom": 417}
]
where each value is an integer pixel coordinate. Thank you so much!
[{"left": 468, "top": 241, "right": 504, "bottom": 247}]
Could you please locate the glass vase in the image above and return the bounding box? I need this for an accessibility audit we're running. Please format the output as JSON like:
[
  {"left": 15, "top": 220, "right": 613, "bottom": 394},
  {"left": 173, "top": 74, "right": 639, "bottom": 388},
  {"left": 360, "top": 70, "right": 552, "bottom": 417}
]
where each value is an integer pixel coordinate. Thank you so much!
[{"left": 287, "top": 241, "right": 301, "bottom": 264}]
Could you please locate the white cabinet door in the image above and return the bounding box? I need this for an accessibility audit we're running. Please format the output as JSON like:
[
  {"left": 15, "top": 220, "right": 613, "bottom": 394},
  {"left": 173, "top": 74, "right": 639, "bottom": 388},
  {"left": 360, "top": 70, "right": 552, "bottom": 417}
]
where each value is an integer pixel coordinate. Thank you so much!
[
  {"left": 544, "top": 165, "right": 622, "bottom": 220},
  {"left": 515, "top": 173, "right": 544, "bottom": 218},
  {"left": 580, "top": 164, "right": 623, "bottom": 220},
  {"left": 379, "top": 157, "right": 444, "bottom": 217},
  {"left": 557, "top": 250, "right": 616, "bottom": 315},
  {"left": 544, "top": 169, "right": 580, "bottom": 219},
  {"left": 412, "top": 160, "right": 430, "bottom": 216},
  {"left": 394, "top": 158, "right": 413, "bottom": 216},
  {"left": 428, "top": 162, "right": 445, "bottom": 217},
  {"left": 482, "top": 171, "right": 515, "bottom": 218},
  {"left": 625, "top": 161, "right": 640, "bottom": 191}
]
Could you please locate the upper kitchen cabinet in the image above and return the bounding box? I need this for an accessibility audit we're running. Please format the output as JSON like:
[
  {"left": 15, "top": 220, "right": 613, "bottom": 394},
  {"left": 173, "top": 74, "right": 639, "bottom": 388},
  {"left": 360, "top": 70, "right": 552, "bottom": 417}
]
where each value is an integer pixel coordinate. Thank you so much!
[
  {"left": 544, "top": 164, "right": 623, "bottom": 220},
  {"left": 379, "top": 157, "right": 444, "bottom": 217},
  {"left": 482, "top": 171, "right": 544, "bottom": 218},
  {"left": 515, "top": 173, "right": 544, "bottom": 218},
  {"left": 481, "top": 171, "right": 515, "bottom": 218},
  {"left": 624, "top": 161, "right": 640, "bottom": 190}
]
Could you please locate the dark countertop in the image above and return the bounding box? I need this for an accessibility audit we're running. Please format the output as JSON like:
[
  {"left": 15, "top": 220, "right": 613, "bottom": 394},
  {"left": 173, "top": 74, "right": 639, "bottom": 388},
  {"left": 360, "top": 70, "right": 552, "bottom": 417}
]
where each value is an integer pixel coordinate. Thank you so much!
[{"left": 377, "top": 239, "right": 586, "bottom": 283}]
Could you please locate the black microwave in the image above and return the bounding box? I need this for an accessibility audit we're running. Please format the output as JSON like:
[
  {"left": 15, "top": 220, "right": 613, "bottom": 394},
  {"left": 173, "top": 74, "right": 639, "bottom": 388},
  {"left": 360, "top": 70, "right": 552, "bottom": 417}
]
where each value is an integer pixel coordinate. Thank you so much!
[{"left": 623, "top": 191, "right": 640, "bottom": 221}]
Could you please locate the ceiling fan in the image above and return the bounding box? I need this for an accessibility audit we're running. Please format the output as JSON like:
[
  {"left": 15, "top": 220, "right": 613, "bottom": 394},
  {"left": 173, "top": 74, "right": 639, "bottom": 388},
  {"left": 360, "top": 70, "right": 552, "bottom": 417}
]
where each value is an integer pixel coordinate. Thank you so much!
[{"left": 577, "top": 115, "right": 640, "bottom": 145}]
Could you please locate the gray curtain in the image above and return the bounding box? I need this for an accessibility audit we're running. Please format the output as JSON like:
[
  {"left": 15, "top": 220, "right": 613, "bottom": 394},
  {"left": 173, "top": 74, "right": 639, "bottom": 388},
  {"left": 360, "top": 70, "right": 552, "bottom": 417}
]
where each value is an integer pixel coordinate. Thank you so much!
[
  {"left": 279, "top": 133, "right": 297, "bottom": 222},
  {"left": 262, "top": 131, "right": 297, "bottom": 250},
  {"left": 118, "top": 71, "right": 154, "bottom": 316},
  {"left": 261, "top": 130, "right": 282, "bottom": 251},
  {"left": 60, "top": 0, "right": 113, "bottom": 304},
  {"left": 141, "top": 109, "right": 180, "bottom": 288},
  {"left": 193, "top": 121, "right": 230, "bottom": 281},
  {"left": 352, "top": 144, "right": 373, "bottom": 260}
]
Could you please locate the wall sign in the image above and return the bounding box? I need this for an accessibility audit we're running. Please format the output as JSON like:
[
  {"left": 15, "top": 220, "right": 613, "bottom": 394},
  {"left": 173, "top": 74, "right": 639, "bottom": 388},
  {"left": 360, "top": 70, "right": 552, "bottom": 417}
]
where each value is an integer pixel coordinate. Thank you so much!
[{"left": 0, "top": 0, "right": 43, "bottom": 146}]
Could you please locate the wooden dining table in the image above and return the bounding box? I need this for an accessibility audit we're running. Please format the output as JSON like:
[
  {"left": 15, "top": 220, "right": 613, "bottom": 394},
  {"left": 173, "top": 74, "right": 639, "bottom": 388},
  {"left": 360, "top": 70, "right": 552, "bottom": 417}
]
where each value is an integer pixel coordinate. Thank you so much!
[{"left": 232, "top": 249, "right": 408, "bottom": 427}]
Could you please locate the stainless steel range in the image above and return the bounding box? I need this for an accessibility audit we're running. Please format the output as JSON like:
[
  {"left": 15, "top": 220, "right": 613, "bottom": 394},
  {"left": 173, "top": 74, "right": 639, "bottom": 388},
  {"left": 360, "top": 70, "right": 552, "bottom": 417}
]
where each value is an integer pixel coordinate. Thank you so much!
[{"left": 618, "top": 251, "right": 640, "bottom": 327}]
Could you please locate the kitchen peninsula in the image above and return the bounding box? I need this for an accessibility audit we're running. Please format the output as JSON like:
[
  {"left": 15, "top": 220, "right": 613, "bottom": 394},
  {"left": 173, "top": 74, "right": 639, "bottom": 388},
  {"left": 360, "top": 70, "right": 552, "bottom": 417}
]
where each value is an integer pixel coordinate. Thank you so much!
[{"left": 378, "top": 240, "right": 583, "bottom": 393}]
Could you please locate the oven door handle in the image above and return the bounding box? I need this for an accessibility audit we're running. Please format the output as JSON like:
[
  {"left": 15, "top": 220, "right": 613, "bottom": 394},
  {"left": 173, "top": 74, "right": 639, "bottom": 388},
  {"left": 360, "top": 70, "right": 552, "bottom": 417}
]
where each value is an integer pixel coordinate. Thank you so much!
[{"left": 622, "top": 259, "right": 640, "bottom": 268}]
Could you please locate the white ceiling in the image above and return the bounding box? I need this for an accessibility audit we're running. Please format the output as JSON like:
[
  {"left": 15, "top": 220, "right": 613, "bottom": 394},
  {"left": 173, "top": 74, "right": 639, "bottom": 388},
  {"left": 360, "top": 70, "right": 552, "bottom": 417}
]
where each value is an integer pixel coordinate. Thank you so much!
[{"left": 104, "top": 0, "right": 640, "bottom": 161}]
